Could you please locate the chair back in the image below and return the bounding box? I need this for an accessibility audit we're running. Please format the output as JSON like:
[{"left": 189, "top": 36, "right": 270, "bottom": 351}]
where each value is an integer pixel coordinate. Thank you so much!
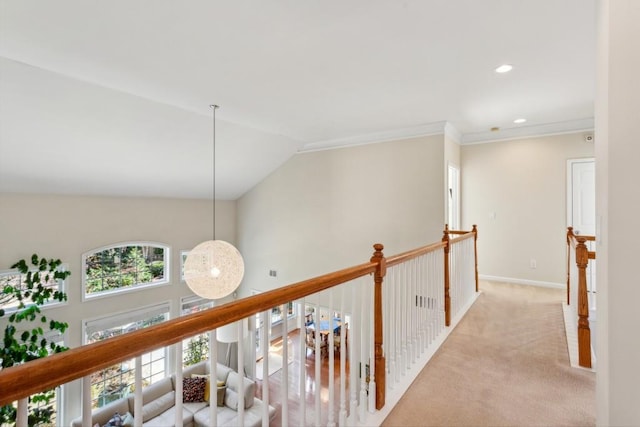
[{"left": 305, "top": 327, "right": 315, "bottom": 346}]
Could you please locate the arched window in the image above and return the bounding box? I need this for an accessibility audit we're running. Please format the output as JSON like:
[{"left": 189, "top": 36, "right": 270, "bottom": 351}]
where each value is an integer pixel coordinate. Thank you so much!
[{"left": 82, "top": 242, "right": 170, "bottom": 299}]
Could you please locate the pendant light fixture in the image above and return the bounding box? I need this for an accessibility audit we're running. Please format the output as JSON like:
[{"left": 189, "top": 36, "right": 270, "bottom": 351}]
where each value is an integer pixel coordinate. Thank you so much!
[{"left": 184, "top": 105, "right": 245, "bottom": 300}]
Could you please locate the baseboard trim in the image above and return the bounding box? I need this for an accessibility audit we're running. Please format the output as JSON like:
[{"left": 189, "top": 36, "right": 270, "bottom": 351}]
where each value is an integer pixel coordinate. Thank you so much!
[{"left": 479, "top": 274, "right": 564, "bottom": 290}]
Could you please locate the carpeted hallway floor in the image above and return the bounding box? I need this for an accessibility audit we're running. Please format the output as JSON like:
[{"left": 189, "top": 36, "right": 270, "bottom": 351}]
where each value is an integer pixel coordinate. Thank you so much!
[{"left": 382, "top": 281, "right": 595, "bottom": 426}]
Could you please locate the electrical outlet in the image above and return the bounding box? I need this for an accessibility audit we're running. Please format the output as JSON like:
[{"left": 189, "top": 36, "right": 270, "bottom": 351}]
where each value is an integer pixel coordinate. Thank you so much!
[{"left": 530, "top": 259, "right": 537, "bottom": 269}]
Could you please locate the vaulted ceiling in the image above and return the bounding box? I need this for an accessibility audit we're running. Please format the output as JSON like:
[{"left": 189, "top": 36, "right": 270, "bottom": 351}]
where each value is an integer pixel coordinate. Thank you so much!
[{"left": 0, "top": 0, "right": 595, "bottom": 199}]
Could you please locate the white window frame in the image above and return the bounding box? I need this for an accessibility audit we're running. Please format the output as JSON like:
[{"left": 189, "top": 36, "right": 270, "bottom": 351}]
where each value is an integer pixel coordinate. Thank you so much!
[
  {"left": 0, "top": 263, "right": 69, "bottom": 314},
  {"left": 83, "top": 302, "right": 171, "bottom": 408},
  {"left": 35, "top": 329, "right": 67, "bottom": 423},
  {"left": 82, "top": 241, "right": 171, "bottom": 301},
  {"left": 180, "top": 295, "right": 213, "bottom": 368},
  {"left": 270, "top": 301, "right": 296, "bottom": 326}
]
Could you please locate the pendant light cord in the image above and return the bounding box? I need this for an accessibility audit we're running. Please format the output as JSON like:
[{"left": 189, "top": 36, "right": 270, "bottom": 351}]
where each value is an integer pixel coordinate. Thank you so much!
[{"left": 211, "top": 104, "right": 219, "bottom": 241}]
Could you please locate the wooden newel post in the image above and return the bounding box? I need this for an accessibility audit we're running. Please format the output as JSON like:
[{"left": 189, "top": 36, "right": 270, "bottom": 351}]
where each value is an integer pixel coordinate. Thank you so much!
[
  {"left": 566, "top": 226, "right": 574, "bottom": 305},
  {"left": 575, "top": 236, "right": 592, "bottom": 368},
  {"left": 472, "top": 224, "right": 479, "bottom": 292},
  {"left": 370, "top": 243, "right": 387, "bottom": 410},
  {"left": 442, "top": 225, "right": 451, "bottom": 327}
]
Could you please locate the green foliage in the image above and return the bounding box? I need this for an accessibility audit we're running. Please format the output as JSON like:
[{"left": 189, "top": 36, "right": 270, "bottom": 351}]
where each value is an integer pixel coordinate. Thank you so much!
[
  {"left": 149, "top": 261, "right": 164, "bottom": 278},
  {"left": 0, "top": 254, "right": 70, "bottom": 426},
  {"left": 183, "top": 334, "right": 209, "bottom": 367},
  {"left": 85, "top": 246, "right": 163, "bottom": 294}
]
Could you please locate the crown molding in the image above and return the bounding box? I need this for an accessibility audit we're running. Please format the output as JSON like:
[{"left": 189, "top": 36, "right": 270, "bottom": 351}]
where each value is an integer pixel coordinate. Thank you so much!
[
  {"left": 296, "top": 118, "right": 594, "bottom": 153},
  {"left": 461, "top": 118, "right": 594, "bottom": 145},
  {"left": 298, "top": 121, "right": 450, "bottom": 153}
]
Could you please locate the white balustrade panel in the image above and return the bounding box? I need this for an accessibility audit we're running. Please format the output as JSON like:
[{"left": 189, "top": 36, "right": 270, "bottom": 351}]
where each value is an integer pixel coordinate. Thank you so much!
[
  {"left": 384, "top": 250, "right": 445, "bottom": 392},
  {"left": 449, "top": 236, "right": 476, "bottom": 320}
]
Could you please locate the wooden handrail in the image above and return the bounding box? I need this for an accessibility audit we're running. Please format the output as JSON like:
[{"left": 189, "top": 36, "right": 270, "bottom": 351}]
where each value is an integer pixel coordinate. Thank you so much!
[
  {"left": 0, "top": 261, "right": 376, "bottom": 405},
  {"left": 386, "top": 241, "right": 446, "bottom": 267},
  {"left": 450, "top": 232, "right": 475, "bottom": 245}
]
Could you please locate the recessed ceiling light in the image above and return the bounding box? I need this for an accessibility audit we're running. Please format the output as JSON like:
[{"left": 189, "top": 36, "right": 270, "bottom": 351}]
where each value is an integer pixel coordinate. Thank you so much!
[
  {"left": 495, "top": 64, "right": 513, "bottom": 73},
  {"left": 513, "top": 118, "right": 527, "bottom": 124}
]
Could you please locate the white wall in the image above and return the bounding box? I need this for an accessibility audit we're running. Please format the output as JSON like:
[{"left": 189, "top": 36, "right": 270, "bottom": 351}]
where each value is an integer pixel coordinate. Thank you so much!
[
  {"left": 596, "top": 1, "right": 640, "bottom": 425},
  {"left": 461, "top": 133, "right": 594, "bottom": 285},
  {"left": 0, "top": 193, "right": 236, "bottom": 424},
  {"left": 237, "top": 134, "right": 446, "bottom": 295}
]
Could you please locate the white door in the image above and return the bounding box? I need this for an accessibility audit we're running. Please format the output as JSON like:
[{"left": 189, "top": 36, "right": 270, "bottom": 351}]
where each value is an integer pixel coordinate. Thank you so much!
[
  {"left": 567, "top": 158, "right": 595, "bottom": 235},
  {"left": 567, "top": 158, "right": 597, "bottom": 310},
  {"left": 448, "top": 164, "right": 460, "bottom": 230}
]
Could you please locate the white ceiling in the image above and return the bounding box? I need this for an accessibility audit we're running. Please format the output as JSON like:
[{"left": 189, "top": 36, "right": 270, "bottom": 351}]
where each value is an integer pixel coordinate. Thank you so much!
[{"left": 0, "top": 0, "right": 596, "bottom": 200}]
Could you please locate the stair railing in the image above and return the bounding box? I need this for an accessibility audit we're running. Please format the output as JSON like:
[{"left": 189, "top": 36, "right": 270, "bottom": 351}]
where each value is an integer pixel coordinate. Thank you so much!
[
  {"left": 566, "top": 226, "right": 596, "bottom": 368},
  {"left": 0, "top": 225, "right": 479, "bottom": 426}
]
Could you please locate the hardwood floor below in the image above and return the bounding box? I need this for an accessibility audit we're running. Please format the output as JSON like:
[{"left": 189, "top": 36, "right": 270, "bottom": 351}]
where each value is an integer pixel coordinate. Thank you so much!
[{"left": 254, "top": 329, "right": 354, "bottom": 426}]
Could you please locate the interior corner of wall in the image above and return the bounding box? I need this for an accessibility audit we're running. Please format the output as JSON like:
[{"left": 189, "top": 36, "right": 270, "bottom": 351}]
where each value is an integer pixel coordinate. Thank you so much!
[{"left": 444, "top": 122, "right": 462, "bottom": 145}]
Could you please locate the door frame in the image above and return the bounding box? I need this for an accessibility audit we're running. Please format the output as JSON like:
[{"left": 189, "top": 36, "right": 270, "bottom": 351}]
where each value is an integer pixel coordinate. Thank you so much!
[{"left": 566, "top": 157, "right": 595, "bottom": 233}]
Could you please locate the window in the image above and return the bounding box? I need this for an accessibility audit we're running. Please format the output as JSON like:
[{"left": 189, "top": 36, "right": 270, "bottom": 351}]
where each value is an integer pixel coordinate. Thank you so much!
[
  {"left": 83, "top": 242, "right": 170, "bottom": 299},
  {"left": 30, "top": 329, "right": 65, "bottom": 424},
  {"left": 271, "top": 301, "right": 295, "bottom": 325},
  {"left": 180, "top": 296, "right": 213, "bottom": 367},
  {"left": 252, "top": 290, "right": 296, "bottom": 359},
  {"left": 0, "top": 265, "right": 68, "bottom": 313},
  {"left": 84, "top": 303, "right": 170, "bottom": 408}
]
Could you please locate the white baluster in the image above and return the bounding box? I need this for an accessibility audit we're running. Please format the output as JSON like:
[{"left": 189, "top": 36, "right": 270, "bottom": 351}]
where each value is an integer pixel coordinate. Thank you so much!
[
  {"left": 262, "top": 311, "right": 270, "bottom": 427},
  {"left": 348, "top": 281, "right": 359, "bottom": 426},
  {"left": 419, "top": 256, "right": 424, "bottom": 349},
  {"left": 82, "top": 376, "right": 92, "bottom": 426},
  {"left": 412, "top": 258, "right": 418, "bottom": 363},
  {"left": 396, "top": 266, "right": 402, "bottom": 382},
  {"left": 314, "top": 300, "right": 322, "bottom": 427},
  {"left": 338, "top": 286, "right": 347, "bottom": 426},
  {"left": 175, "top": 341, "right": 183, "bottom": 427},
  {"left": 238, "top": 319, "right": 245, "bottom": 427},
  {"left": 298, "top": 301, "right": 306, "bottom": 427},
  {"left": 134, "top": 356, "right": 142, "bottom": 427},
  {"left": 400, "top": 263, "right": 407, "bottom": 375},
  {"left": 359, "top": 279, "right": 367, "bottom": 423},
  {"left": 16, "top": 397, "right": 27, "bottom": 427},
  {"left": 407, "top": 259, "right": 412, "bottom": 364},
  {"left": 282, "top": 305, "right": 289, "bottom": 427},
  {"left": 210, "top": 329, "right": 218, "bottom": 427},
  {"left": 388, "top": 267, "right": 396, "bottom": 389},
  {"left": 440, "top": 250, "right": 446, "bottom": 333},
  {"left": 368, "top": 277, "right": 376, "bottom": 415},
  {"left": 328, "top": 290, "right": 336, "bottom": 427}
]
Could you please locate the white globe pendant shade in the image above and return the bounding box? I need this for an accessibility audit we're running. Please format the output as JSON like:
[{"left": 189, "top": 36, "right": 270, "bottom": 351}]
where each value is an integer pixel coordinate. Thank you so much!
[{"left": 184, "top": 240, "right": 245, "bottom": 300}]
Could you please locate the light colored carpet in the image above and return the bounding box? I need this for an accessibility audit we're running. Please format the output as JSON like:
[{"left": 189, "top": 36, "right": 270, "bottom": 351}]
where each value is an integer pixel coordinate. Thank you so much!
[{"left": 382, "top": 281, "right": 595, "bottom": 427}]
